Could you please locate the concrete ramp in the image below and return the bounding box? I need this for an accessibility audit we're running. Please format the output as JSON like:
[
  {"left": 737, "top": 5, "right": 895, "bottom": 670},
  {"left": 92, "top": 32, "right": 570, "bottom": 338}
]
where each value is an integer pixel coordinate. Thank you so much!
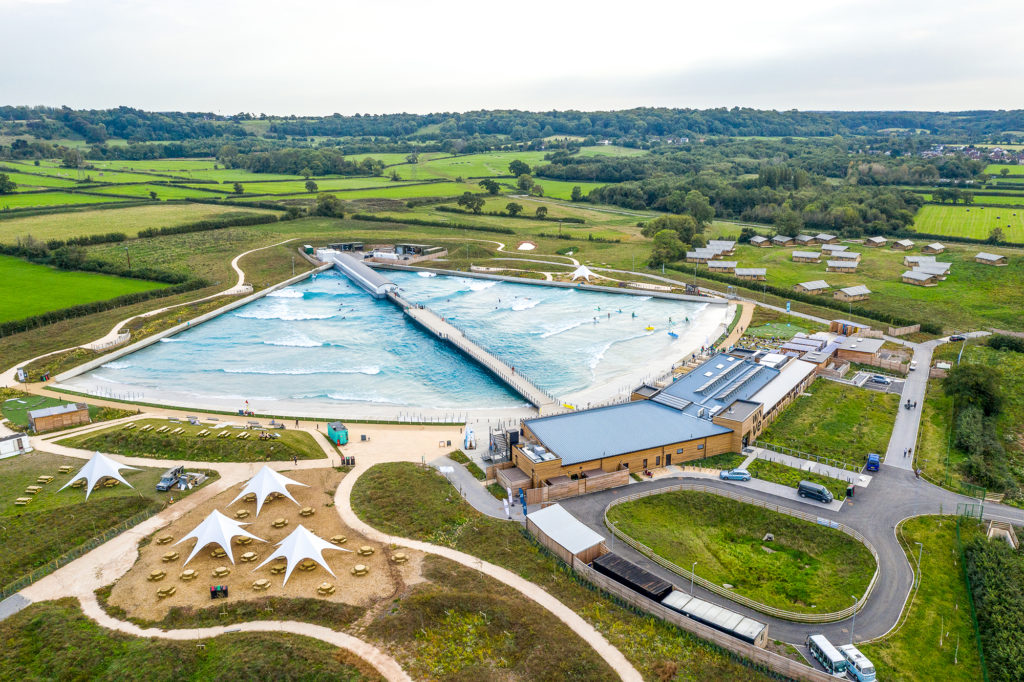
[{"left": 319, "top": 250, "right": 396, "bottom": 298}]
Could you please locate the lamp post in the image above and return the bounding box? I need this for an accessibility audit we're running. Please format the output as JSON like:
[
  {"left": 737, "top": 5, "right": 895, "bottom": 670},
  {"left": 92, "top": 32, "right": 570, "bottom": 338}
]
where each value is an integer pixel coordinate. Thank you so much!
[
  {"left": 850, "top": 595, "right": 857, "bottom": 645},
  {"left": 914, "top": 541, "right": 924, "bottom": 588},
  {"left": 690, "top": 561, "right": 697, "bottom": 596}
]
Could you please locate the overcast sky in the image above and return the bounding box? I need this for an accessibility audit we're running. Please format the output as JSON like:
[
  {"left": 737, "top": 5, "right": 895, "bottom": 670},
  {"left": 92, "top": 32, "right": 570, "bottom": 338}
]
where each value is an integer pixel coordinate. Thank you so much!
[{"left": 3, "top": 0, "right": 1022, "bottom": 115}]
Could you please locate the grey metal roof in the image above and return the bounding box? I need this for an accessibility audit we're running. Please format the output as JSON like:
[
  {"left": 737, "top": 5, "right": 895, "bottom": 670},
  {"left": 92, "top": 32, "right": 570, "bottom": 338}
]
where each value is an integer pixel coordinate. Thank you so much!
[
  {"left": 795, "top": 234, "right": 815, "bottom": 242},
  {"left": 525, "top": 401, "right": 731, "bottom": 466},
  {"left": 832, "top": 251, "right": 861, "bottom": 260},
  {"left": 707, "top": 240, "right": 736, "bottom": 249},
  {"left": 821, "top": 244, "right": 848, "bottom": 252},
  {"left": 771, "top": 235, "right": 793, "bottom": 243},
  {"left": 657, "top": 353, "right": 781, "bottom": 419},
  {"left": 749, "top": 235, "right": 769, "bottom": 243},
  {"left": 797, "top": 280, "right": 829, "bottom": 290},
  {"left": 902, "top": 269, "right": 935, "bottom": 281},
  {"left": 815, "top": 233, "right": 837, "bottom": 241},
  {"left": 28, "top": 403, "right": 86, "bottom": 420},
  {"left": 914, "top": 262, "right": 951, "bottom": 274},
  {"left": 894, "top": 239, "right": 915, "bottom": 247},
  {"left": 826, "top": 260, "right": 856, "bottom": 268},
  {"left": 839, "top": 285, "right": 871, "bottom": 296},
  {"left": 526, "top": 504, "right": 604, "bottom": 553},
  {"left": 926, "top": 242, "right": 945, "bottom": 250},
  {"left": 905, "top": 255, "right": 935, "bottom": 264},
  {"left": 867, "top": 236, "right": 887, "bottom": 243},
  {"left": 976, "top": 252, "right": 1005, "bottom": 261},
  {"left": 838, "top": 336, "right": 885, "bottom": 353},
  {"left": 735, "top": 268, "right": 766, "bottom": 276},
  {"left": 708, "top": 261, "right": 737, "bottom": 268},
  {"left": 792, "top": 251, "right": 820, "bottom": 259}
]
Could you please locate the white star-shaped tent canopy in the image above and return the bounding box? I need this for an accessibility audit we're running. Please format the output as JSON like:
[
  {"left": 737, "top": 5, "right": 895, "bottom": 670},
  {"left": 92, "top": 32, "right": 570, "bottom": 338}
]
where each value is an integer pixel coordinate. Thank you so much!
[
  {"left": 253, "top": 524, "right": 351, "bottom": 585},
  {"left": 175, "top": 509, "right": 266, "bottom": 566},
  {"left": 571, "top": 265, "right": 595, "bottom": 281},
  {"left": 229, "top": 466, "right": 308, "bottom": 516},
  {"left": 58, "top": 451, "right": 139, "bottom": 500}
]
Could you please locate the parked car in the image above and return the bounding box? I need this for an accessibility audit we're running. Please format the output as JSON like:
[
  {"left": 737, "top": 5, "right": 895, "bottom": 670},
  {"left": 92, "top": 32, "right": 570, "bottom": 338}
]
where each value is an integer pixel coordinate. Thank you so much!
[
  {"left": 869, "top": 375, "right": 892, "bottom": 385},
  {"left": 866, "top": 453, "right": 881, "bottom": 472},
  {"left": 909, "top": 360, "right": 917, "bottom": 371},
  {"left": 797, "top": 480, "right": 833, "bottom": 503},
  {"left": 156, "top": 465, "right": 185, "bottom": 492},
  {"left": 949, "top": 335, "right": 966, "bottom": 342},
  {"left": 720, "top": 468, "right": 751, "bottom": 481}
]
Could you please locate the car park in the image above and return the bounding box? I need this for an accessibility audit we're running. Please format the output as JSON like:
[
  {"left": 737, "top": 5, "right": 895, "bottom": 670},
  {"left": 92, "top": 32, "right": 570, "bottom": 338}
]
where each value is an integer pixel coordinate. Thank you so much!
[
  {"left": 869, "top": 375, "right": 892, "bottom": 385},
  {"left": 797, "top": 480, "right": 833, "bottom": 503}
]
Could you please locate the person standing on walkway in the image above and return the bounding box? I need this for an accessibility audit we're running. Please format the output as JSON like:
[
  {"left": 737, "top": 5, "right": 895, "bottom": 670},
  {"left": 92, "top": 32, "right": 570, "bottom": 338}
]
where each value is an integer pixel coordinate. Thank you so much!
[{"left": 292, "top": 454, "right": 297, "bottom": 466}]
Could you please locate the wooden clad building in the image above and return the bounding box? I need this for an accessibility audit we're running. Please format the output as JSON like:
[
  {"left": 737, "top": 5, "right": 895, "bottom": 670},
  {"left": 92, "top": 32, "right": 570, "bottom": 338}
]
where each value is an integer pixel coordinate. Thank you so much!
[{"left": 28, "top": 403, "right": 90, "bottom": 433}]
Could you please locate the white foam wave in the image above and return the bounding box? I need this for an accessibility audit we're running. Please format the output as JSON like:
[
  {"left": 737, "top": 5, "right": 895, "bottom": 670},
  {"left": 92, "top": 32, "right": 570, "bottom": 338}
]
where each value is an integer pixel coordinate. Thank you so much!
[
  {"left": 417, "top": 271, "right": 437, "bottom": 278},
  {"left": 159, "top": 338, "right": 182, "bottom": 343},
  {"left": 326, "top": 392, "right": 403, "bottom": 405},
  {"left": 467, "top": 280, "right": 498, "bottom": 292},
  {"left": 512, "top": 298, "right": 539, "bottom": 311},
  {"left": 540, "top": 319, "right": 585, "bottom": 338},
  {"left": 220, "top": 366, "right": 380, "bottom": 376},
  {"left": 101, "top": 361, "right": 133, "bottom": 370},
  {"left": 267, "top": 289, "right": 304, "bottom": 298},
  {"left": 263, "top": 333, "right": 321, "bottom": 348},
  {"left": 235, "top": 310, "right": 335, "bottom": 321}
]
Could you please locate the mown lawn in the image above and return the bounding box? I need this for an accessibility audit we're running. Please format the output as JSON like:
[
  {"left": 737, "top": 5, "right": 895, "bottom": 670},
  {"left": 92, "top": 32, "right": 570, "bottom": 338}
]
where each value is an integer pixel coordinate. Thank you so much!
[
  {"left": 0, "top": 254, "right": 167, "bottom": 323},
  {"left": 0, "top": 391, "right": 132, "bottom": 428},
  {"left": 760, "top": 378, "right": 898, "bottom": 465},
  {"left": 606, "top": 490, "right": 875, "bottom": 613},
  {"left": 58, "top": 417, "right": 326, "bottom": 463},
  {"left": 0, "top": 191, "right": 127, "bottom": 210},
  {"left": 859, "top": 517, "right": 983, "bottom": 682},
  {"left": 351, "top": 462, "right": 773, "bottom": 681},
  {"left": 0, "top": 599, "right": 376, "bottom": 681}
]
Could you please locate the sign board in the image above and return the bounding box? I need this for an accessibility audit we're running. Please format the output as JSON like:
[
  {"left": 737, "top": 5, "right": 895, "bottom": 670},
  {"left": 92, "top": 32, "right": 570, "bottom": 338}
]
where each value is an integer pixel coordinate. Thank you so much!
[{"left": 786, "top": 301, "right": 791, "bottom": 313}]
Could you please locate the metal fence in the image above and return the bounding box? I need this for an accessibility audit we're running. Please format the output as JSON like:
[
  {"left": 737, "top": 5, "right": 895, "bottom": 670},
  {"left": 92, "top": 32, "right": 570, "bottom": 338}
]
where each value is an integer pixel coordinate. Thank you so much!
[
  {"left": 604, "top": 482, "right": 880, "bottom": 623},
  {"left": 0, "top": 506, "right": 158, "bottom": 600},
  {"left": 753, "top": 440, "right": 861, "bottom": 472},
  {"left": 955, "top": 516, "right": 990, "bottom": 682}
]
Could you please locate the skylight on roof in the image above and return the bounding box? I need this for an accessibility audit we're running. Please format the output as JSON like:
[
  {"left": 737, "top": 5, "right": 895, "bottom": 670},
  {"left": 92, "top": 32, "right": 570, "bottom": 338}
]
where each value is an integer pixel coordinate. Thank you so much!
[{"left": 704, "top": 371, "right": 713, "bottom": 376}]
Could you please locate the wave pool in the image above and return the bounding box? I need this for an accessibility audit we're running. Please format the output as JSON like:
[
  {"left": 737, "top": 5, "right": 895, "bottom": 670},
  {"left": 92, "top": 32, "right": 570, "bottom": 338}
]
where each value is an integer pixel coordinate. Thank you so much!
[{"left": 61, "top": 269, "right": 729, "bottom": 417}]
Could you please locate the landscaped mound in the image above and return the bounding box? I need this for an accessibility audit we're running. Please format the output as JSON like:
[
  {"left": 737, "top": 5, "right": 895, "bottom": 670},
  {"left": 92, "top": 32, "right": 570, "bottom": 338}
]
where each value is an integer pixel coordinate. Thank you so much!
[{"left": 606, "top": 490, "right": 875, "bottom": 614}]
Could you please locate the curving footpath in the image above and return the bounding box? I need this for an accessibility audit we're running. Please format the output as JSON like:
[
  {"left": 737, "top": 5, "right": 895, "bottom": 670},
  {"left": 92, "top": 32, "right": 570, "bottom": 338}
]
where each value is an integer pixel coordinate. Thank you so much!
[{"left": 335, "top": 460, "right": 643, "bottom": 681}]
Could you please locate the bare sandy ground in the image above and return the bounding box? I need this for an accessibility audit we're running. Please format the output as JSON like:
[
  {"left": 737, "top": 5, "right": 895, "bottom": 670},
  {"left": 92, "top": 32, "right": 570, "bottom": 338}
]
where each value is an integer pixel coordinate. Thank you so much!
[{"left": 107, "top": 468, "right": 425, "bottom": 621}]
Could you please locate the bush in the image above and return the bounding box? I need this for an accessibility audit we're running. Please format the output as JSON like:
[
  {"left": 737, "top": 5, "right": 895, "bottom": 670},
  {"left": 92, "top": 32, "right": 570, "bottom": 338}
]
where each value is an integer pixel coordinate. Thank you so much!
[
  {"left": 350, "top": 213, "right": 514, "bottom": 235},
  {"left": 136, "top": 213, "right": 278, "bottom": 238},
  {"left": 964, "top": 536, "right": 1024, "bottom": 682},
  {"left": 988, "top": 335, "right": 1024, "bottom": 353}
]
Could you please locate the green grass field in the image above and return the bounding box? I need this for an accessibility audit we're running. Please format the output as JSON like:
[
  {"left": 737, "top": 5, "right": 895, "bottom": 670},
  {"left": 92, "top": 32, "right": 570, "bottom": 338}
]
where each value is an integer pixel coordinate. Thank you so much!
[
  {"left": 87, "top": 183, "right": 230, "bottom": 200},
  {"left": 226, "top": 176, "right": 415, "bottom": 195},
  {"left": 0, "top": 600, "right": 375, "bottom": 681},
  {"left": 58, "top": 417, "right": 327, "bottom": 463},
  {"left": 859, "top": 517, "right": 983, "bottom": 682},
  {"left": 985, "top": 164, "right": 1024, "bottom": 176},
  {"left": 5, "top": 162, "right": 176, "bottom": 185},
  {"left": 502, "top": 177, "right": 608, "bottom": 200},
  {"left": 0, "top": 254, "right": 166, "bottom": 323},
  {"left": 760, "top": 378, "right": 898, "bottom": 465},
  {"left": 0, "top": 203, "right": 276, "bottom": 243},
  {"left": 921, "top": 194, "right": 1024, "bottom": 206},
  {"left": 393, "top": 151, "right": 552, "bottom": 182},
  {"left": 1, "top": 393, "right": 131, "bottom": 428},
  {"left": 606, "top": 490, "right": 875, "bottom": 613},
  {"left": 717, "top": 239, "right": 1024, "bottom": 331},
  {"left": 576, "top": 145, "right": 650, "bottom": 157},
  {"left": 913, "top": 204, "right": 1024, "bottom": 240},
  {"left": 85, "top": 158, "right": 221, "bottom": 172},
  {"left": 0, "top": 191, "right": 128, "bottom": 210},
  {"left": 230, "top": 181, "right": 480, "bottom": 202},
  {"left": 351, "top": 462, "right": 771, "bottom": 680},
  {"left": 0, "top": 171, "right": 83, "bottom": 190},
  {"left": 0, "top": 450, "right": 212, "bottom": 588}
]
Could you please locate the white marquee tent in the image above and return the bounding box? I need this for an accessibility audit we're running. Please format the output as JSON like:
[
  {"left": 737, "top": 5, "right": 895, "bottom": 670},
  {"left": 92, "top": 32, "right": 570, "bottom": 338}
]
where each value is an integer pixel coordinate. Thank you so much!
[
  {"left": 253, "top": 524, "right": 351, "bottom": 584},
  {"left": 229, "top": 465, "right": 308, "bottom": 516},
  {"left": 58, "top": 451, "right": 139, "bottom": 500},
  {"left": 570, "top": 265, "right": 596, "bottom": 281},
  {"left": 175, "top": 509, "right": 266, "bottom": 566}
]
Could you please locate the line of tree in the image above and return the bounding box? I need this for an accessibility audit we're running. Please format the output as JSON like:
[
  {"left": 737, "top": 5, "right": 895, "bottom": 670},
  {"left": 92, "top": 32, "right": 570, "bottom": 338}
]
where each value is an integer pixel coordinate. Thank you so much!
[
  {"left": 963, "top": 534, "right": 1024, "bottom": 682},
  {"left": 349, "top": 213, "right": 515, "bottom": 235},
  {"left": 436, "top": 205, "right": 584, "bottom": 223},
  {"left": 942, "top": 364, "right": 1013, "bottom": 493},
  {"left": 136, "top": 212, "right": 280, "bottom": 238},
  {"left": 217, "top": 146, "right": 385, "bottom": 176}
]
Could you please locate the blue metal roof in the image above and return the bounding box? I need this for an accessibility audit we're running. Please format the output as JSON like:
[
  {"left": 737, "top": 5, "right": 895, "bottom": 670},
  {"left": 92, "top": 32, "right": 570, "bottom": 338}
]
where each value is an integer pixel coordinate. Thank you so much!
[
  {"left": 655, "top": 353, "right": 780, "bottom": 419},
  {"left": 525, "top": 401, "right": 730, "bottom": 466}
]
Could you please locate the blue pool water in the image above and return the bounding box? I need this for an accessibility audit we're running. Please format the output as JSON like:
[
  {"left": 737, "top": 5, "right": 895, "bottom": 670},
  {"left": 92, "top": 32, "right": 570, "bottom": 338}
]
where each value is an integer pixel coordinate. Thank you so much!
[{"left": 62, "top": 270, "right": 727, "bottom": 416}]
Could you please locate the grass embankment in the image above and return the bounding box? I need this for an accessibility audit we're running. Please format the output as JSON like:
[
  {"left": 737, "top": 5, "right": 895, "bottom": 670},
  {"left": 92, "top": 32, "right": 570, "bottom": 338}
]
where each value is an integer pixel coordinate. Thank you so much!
[
  {"left": 59, "top": 418, "right": 326, "bottom": 463},
  {"left": 0, "top": 254, "right": 167, "bottom": 324},
  {"left": 606, "top": 491, "right": 875, "bottom": 613},
  {"left": 759, "top": 378, "right": 898, "bottom": 466},
  {"left": 747, "top": 460, "right": 849, "bottom": 500},
  {"left": 0, "top": 599, "right": 377, "bottom": 681},
  {"left": 352, "top": 462, "right": 771, "bottom": 681},
  {"left": 0, "top": 451, "right": 212, "bottom": 589},
  {"left": 744, "top": 305, "right": 825, "bottom": 341},
  {"left": 859, "top": 517, "right": 983, "bottom": 682},
  {"left": 913, "top": 204, "right": 1024, "bottom": 241},
  {"left": 1, "top": 390, "right": 134, "bottom": 430}
]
